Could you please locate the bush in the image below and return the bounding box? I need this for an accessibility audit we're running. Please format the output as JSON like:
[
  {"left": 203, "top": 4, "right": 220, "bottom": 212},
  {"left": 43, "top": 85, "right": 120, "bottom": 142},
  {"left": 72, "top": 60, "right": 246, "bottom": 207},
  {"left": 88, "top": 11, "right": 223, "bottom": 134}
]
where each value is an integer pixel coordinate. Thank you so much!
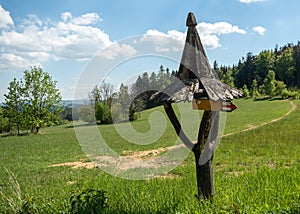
[
  {"left": 281, "top": 89, "right": 300, "bottom": 99},
  {"left": 96, "top": 102, "right": 112, "bottom": 124},
  {"left": 78, "top": 106, "right": 96, "bottom": 124},
  {"left": 69, "top": 189, "right": 108, "bottom": 214}
]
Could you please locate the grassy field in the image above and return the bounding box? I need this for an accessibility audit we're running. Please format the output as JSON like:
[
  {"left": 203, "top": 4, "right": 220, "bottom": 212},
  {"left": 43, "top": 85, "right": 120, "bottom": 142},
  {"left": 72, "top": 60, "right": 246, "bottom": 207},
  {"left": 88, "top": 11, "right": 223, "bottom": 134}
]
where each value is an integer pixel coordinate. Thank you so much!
[{"left": 0, "top": 99, "right": 299, "bottom": 213}]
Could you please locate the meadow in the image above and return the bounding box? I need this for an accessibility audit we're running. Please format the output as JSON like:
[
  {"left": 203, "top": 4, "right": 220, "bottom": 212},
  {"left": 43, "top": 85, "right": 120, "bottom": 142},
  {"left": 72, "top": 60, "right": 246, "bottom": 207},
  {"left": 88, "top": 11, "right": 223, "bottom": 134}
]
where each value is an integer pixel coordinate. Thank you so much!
[{"left": 0, "top": 99, "right": 299, "bottom": 213}]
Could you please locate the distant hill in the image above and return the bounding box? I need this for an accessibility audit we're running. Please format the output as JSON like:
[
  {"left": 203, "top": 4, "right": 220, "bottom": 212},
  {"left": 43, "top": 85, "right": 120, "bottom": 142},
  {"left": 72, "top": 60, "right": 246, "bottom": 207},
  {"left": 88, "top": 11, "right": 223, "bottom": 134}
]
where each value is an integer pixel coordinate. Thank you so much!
[{"left": 62, "top": 100, "right": 85, "bottom": 108}]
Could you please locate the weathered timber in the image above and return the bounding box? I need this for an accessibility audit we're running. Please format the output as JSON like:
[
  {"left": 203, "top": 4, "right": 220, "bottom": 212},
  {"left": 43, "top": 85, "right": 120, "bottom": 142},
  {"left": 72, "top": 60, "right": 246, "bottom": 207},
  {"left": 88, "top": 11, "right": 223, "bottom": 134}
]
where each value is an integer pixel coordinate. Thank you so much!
[
  {"left": 163, "top": 101, "right": 194, "bottom": 150},
  {"left": 150, "top": 12, "right": 243, "bottom": 201}
]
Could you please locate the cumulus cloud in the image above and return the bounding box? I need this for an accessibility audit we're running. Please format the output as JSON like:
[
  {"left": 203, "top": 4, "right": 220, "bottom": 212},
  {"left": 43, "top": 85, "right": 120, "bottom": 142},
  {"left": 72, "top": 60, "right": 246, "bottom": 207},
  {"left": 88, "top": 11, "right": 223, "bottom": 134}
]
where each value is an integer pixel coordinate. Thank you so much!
[
  {"left": 252, "top": 26, "right": 266, "bottom": 35},
  {"left": 239, "top": 0, "right": 267, "bottom": 3},
  {"left": 0, "top": 5, "right": 248, "bottom": 72},
  {"left": 197, "top": 22, "right": 246, "bottom": 35},
  {"left": 0, "top": 9, "right": 113, "bottom": 72},
  {"left": 140, "top": 29, "right": 185, "bottom": 53},
  {"left": 97, "top": 43, "right": 137, "bottom": 59},
  {"left": 0, "top": 5, "right": 13, "bottom": 29},
  {"left": 142, "top": 29, "right": 186, "bottom": 44},
  {"left": 197, "top": 22, "right": 246, "bottom": 49},
  {"left": 61, "top": 12, "right": 101, "bottom": 25},
  {"left": 141, "top": 21, "right": 247, "bottom": 51}
]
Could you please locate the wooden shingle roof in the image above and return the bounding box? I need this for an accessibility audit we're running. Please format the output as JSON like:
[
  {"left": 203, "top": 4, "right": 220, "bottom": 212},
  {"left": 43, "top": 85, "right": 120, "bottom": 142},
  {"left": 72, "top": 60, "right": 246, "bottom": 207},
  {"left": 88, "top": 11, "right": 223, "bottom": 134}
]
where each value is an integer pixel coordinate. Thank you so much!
[{"left": 151, "top": 12, "right": 243, "bottom": 103}]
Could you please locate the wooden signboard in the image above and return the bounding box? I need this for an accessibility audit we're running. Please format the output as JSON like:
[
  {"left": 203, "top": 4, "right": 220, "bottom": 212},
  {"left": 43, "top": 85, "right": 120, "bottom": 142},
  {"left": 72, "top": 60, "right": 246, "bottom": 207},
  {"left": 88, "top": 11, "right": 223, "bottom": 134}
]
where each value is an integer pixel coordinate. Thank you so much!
[{"left": 192, "top": 98, "right": 237, "bottom": 112}]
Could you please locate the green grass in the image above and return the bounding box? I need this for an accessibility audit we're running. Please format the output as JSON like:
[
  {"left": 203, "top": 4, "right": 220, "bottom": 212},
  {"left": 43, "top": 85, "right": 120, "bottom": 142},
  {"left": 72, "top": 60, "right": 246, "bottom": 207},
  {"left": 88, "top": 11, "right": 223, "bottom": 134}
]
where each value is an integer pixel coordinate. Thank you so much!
[
  {"left": 85, "top": 99, "right": 292, "bottom": 154},
  {"left": 0, "top": 99, "right": 299, "bottom": 213}
]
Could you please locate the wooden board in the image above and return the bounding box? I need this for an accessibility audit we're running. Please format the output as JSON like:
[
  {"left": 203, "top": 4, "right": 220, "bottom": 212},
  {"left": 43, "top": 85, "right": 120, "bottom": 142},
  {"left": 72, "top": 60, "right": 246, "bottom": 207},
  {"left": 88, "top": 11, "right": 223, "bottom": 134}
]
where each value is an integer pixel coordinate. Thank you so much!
[{"left": 192, "top": 99, "right": 237, "bottom": 112}]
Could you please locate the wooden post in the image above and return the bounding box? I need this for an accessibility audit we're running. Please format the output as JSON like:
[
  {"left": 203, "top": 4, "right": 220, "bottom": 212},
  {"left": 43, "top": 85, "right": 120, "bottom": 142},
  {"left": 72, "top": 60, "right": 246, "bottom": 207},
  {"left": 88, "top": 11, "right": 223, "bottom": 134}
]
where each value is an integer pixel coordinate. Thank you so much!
[
  {"left": 193, "top": 110, "right": 214, "bottom": 199},
  {"left": 163, "top": 101, "right": 219, "bottom": 200},
  {"left": 152, "top": 12, "right": 241, "bottom": 202}
]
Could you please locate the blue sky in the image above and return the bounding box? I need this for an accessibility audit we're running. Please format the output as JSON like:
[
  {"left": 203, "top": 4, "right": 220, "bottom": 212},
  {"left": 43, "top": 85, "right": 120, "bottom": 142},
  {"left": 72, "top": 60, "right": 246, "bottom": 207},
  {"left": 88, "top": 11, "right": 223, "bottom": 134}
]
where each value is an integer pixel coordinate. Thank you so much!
[{"left": 1, "top": 0, "right": 300, "bottom": 101}]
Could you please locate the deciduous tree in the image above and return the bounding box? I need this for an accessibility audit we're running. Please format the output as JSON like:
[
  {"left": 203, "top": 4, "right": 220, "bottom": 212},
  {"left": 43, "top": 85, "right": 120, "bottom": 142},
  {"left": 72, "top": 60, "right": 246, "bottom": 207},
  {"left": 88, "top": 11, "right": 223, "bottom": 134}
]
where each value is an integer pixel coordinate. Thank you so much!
[{"left": 23, "top": 67, "right": 62, "bottom": 133}]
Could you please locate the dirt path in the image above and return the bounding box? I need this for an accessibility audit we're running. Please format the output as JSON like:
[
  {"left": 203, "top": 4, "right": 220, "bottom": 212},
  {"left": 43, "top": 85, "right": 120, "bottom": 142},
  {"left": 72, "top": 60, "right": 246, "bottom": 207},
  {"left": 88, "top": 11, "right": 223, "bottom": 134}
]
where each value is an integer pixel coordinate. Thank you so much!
[
  {"left": 223, "top": 100, "right": 296, "bottom": 137},
  {"left": 50, "top": 100, "right": 296, "bottom": 170},
  {"left": 125, "top": 100, "right": 296, "bottom": 159}
]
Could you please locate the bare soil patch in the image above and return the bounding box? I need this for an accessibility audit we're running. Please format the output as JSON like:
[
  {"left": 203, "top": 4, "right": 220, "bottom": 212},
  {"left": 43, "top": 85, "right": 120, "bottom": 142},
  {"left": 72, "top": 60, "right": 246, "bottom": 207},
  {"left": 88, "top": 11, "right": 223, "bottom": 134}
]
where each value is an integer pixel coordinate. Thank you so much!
[{"left": 50, "top": 101, "right": 296, "bottom": 173}]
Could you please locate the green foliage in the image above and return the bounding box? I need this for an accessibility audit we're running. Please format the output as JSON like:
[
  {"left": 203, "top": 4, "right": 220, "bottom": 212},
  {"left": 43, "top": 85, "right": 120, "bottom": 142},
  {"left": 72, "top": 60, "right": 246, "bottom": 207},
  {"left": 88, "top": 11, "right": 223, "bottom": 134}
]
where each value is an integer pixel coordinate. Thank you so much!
[
  {"left": 96, "top": 102, "right": 112, "bottom": 124},
  {"left": 0, "top": 168, "right": 38, "bottom": 214},
  {"left": 265, "top": 70, "right": 276, "bottom": 95},
  {"left": 276, "top": 47, "right": 296, "bottom": 87},
  {"left": 78, "top": 106, "right": 96, "bottom": 124},
  {"left": 251, "top": 79, "right": 260, "bottom": 98},
  {"left": 84, "top": 66, "right": 175, "bottom": 125},
  {"left": 3, "top": 66, "right": 62, "bottom": 134},
  {"left": 0, "top": 107, "right": 10, "bottom": 133},
  {"left": 274, "top": 80, "right": 287, "bottom": 96},
  {"left": 23, "top": 67, "right": 63, "bottom": 133},
  {"left": 255, "top": 50, "right": 275, "bottom": 85},
  {"left": 218, "top": 43, "right": 300, "bottom": 95},
  {"left": 69, "top": 189, "right": 108, "bottom": 214},
  {"left": 241, "top": 85, "right": 250, "bottom": 97},
  {"left": 3, "top": 78, "right": 24, "bottom": 135},
  {"left": 281, "top": 89, "right": 300, "bottom": 99},
  {"left": 221, "top": 69, "right": 235, "bottom": 87}
]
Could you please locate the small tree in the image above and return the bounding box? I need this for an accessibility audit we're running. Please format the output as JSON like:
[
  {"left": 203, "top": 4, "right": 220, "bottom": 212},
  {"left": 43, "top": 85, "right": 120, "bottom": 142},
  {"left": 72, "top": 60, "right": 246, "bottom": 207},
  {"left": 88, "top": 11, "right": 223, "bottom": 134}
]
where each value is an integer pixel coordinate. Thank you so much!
[
  {"left": 242, "top": 85, "right": 250, "bottom": 98},
  {"left": 23, "top": 67, "right": 63, "bottom": 133},
  {"left": 262, "top": 70, "right": 276, "bottom": 97},
  {"left": 251, "top": 79, "right": 260, "bottom": 98},
  {"left": 274, "top": 81, "right": 287, "bottom": 97},
  {"left": 221, "top": 69, "right": 235, "bottom": 87},
  {"left": 3, "top": 78, "right": 24, "bottom": 135},
  {"left": 88, "top": 82, "right": 114, "bottom": 124}
]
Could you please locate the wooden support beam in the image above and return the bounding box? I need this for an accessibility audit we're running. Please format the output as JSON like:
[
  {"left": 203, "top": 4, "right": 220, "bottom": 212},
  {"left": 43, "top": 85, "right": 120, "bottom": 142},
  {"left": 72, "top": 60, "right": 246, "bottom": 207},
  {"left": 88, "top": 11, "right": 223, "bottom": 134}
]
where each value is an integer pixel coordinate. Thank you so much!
[
  {"left": 163, "top": 100, "right": 219, "bottom": 200},
  {"left": 163, "top": 101, "right": 194, "bottom": 150}
]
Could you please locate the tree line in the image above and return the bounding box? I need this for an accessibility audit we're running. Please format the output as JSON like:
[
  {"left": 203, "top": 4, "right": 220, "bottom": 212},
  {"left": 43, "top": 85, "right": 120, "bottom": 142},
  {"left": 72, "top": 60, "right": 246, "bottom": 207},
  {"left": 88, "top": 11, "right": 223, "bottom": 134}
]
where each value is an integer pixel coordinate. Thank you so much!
[
  {"left": 214, "top": 42, "right": 300, "bottom": 99},
  {"left": 2, "top": 41, "right": 300, "bottom": 134},
  {"left": 76, "top": 65, "right": 176, "bottom": 124}
]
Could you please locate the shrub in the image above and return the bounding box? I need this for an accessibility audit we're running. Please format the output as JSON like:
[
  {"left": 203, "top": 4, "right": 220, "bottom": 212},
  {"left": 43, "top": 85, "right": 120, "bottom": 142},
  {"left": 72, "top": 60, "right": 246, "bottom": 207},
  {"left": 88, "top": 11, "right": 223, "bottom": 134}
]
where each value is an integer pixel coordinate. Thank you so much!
[
  {"left": 69, "top": 189, "right": 108, "bottom": 214},
  {"left": 281, "top": 89, "right": 300, "bottom": 99}
]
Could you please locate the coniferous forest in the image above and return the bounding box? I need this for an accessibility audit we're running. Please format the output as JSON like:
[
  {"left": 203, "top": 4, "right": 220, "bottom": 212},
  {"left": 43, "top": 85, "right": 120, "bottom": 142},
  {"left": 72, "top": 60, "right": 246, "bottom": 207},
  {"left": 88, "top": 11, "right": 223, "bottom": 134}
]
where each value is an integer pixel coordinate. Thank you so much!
[{"left": 214, "top": 42, "right": 300, "bottom": 99}]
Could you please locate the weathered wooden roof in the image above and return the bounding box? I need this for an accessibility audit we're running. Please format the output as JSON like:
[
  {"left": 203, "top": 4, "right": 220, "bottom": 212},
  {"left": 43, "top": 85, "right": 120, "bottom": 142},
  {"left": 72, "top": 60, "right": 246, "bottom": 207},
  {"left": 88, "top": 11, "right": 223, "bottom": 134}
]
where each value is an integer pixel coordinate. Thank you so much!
[{"left": 151, "top": 12, "right": 243, "bottom": 102}]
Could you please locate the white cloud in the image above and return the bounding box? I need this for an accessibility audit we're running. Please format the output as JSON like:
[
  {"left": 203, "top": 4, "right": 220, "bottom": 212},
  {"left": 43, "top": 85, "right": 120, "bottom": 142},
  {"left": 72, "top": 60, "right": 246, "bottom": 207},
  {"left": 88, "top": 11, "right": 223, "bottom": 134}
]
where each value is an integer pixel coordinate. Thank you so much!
[
  {"left": 140, "top": 21, "right": 246, "bottom": 51},
  {"left": 239, "top": 0, "right": 267, "bottom": 3},
  {"left": 197, "top": 22, "right": 246, "bottom": 35},
  {"left": 0, "top": 5, "right": 14, "bottom": 29},
  {"left": 97, "top": 42, "right": 137, "bottom": 59},
  {"left": 72, "top": 13, "right": 101, "bottom": 25},
  {"left": 197, "top": 22, "right": 246, "bottom": 49},
  {"left": 140, "top": 29, "right": 185, "bottom": 52},
  {"left": 61, "top": 12, "right": 72, "bottom": 22},
  {"left": 0, "top": 10, "right": 113, "bottom": 72},
  {"left": 0, "top": 54, "right": 26, "bottom": 70},
  {"left": 0, "top": 6, "right": 248, "bottom": 72},
  {"left": 61, "top": 12, "right": 101, "bottom": 25},
  {"left": 141, "top": 21, "right": 246, "bottom": 51},
  {"left": 252, "top": 26, "right": 266, "bottom": 35},
  {"left": 201, "top": 34, "right": 221, "bottom": 49}
]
